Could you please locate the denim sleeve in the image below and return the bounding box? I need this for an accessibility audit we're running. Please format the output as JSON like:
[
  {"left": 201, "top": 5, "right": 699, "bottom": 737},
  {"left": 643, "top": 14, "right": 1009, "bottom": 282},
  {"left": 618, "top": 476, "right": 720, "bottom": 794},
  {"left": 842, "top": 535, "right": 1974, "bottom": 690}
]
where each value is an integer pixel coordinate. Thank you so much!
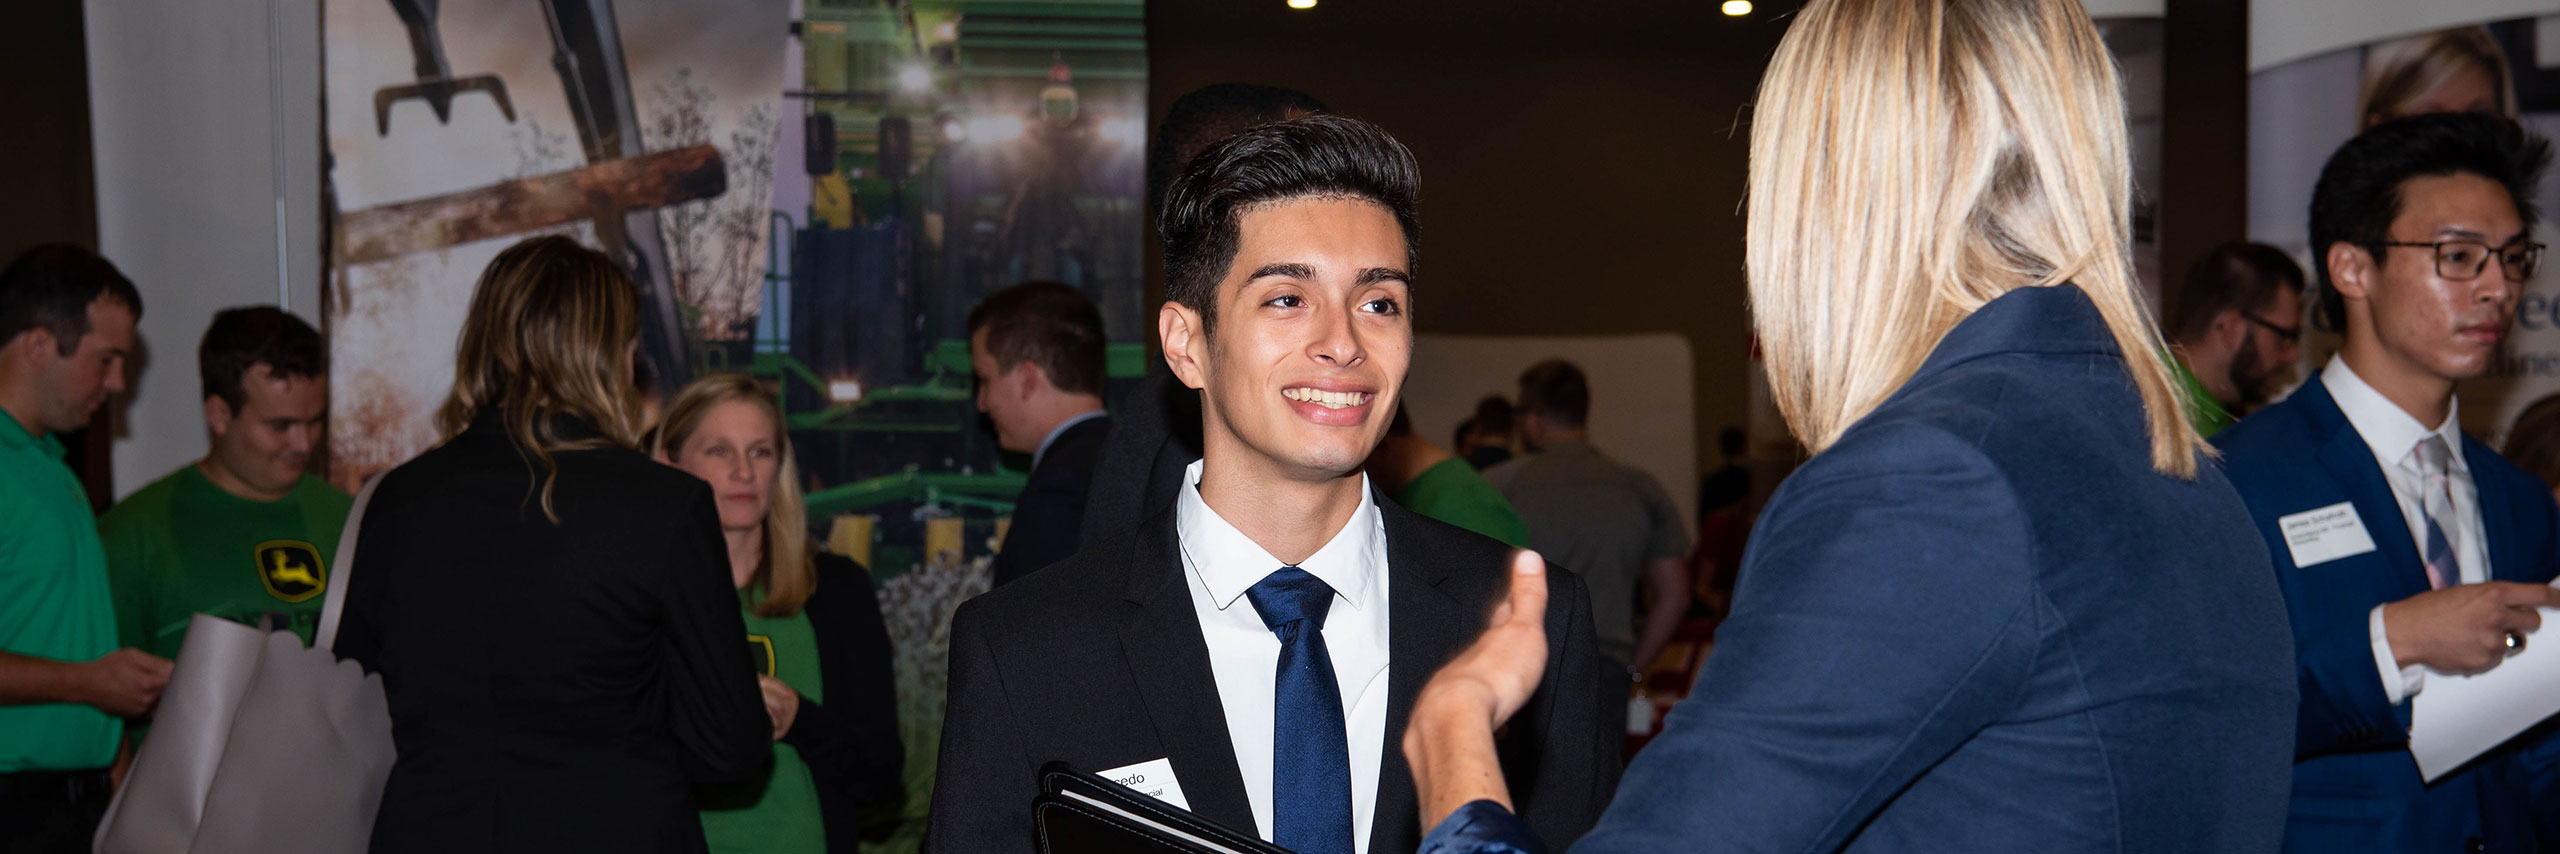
[{"left": 1416, "top": 800, "right": 1547, "bottom": 854}]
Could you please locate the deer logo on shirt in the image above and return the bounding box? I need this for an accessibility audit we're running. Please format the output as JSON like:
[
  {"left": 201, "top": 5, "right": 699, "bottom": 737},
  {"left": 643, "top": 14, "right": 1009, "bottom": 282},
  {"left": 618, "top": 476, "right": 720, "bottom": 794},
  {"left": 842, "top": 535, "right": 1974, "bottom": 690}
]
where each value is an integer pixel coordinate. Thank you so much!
[{"left": 253, "top": 540, "right": 326, "bottom": 603}]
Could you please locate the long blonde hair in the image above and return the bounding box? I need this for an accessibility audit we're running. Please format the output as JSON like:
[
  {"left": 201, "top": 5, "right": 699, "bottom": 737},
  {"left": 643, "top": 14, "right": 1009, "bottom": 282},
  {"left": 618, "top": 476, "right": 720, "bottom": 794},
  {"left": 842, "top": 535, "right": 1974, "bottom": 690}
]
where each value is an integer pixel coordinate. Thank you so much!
[
  {"left": 1746, "top": 0, "right": 2200, "bottom": 476},
  {"left": 438, "top": 236, "right": 646, "bottom": 520},
  {"left": 654, "top": 374, "right": 815, "bottom": 618},
  {"left": 2360, "top": 26, "right": 2518, "bottom": 127}
]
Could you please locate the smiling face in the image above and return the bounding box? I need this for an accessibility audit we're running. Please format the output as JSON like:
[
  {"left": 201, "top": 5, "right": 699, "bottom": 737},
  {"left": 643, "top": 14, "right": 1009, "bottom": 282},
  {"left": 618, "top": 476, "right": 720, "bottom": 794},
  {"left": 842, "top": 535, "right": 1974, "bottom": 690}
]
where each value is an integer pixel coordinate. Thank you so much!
[
  {"left": 2333, "top": 171, "right": 2525, "bottom": 390},
  {"left": 205, "top": 364, "right": 326, "bottom": 500},
  {"left": 668, "top": 398, "right": 781, "bottom": 532},
  {"left": 1161, "top": 196, "right": 1412, "bottom": 486}
]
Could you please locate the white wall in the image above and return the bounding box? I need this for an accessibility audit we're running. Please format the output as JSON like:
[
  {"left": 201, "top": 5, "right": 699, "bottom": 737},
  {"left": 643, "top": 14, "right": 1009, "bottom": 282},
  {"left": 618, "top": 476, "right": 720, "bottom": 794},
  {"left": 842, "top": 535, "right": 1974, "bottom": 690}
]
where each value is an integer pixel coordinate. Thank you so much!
[{"left": 86, "top": 0, "right": 325, "bottom": 499}]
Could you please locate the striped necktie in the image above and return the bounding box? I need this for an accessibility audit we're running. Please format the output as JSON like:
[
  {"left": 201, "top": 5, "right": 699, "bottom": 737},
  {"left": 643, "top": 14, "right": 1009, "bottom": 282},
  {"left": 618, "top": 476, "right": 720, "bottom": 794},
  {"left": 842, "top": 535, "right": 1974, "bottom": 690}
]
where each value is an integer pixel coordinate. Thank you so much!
[{"left": 2412, "top": 435, "right": 2460, "bottom": 590}]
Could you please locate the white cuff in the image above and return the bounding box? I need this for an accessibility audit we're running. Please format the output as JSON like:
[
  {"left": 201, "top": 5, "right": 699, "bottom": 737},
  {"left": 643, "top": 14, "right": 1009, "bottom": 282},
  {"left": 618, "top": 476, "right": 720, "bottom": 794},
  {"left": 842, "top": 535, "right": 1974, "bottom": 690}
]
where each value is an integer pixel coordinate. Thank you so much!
[{"left": 2369, "top": 604, "right": 2425, "bottom": 704}]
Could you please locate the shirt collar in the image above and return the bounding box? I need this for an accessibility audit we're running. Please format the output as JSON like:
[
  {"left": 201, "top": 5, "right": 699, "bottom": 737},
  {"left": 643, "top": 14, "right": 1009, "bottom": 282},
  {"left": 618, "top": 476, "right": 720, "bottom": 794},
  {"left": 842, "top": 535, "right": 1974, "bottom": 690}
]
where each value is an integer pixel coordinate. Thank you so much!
[
  {"left": 0, "top": 408, "right": 61, "bottom": 459},
  {"left": 2322, "top": 355, "right": 2467, "bottom": 473},
  {"left": 1175, "top": 458, "right": 1382, "bottom": 614},
  {"left": 1033, "top": 408, "right": 1109, "bottom": 469}
]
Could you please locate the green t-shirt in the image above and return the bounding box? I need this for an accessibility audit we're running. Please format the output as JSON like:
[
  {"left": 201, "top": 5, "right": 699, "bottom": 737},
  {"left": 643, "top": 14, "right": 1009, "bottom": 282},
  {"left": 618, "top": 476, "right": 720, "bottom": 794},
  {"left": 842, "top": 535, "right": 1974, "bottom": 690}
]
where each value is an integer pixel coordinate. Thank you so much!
[
  {"left": 700, "top": 585, "right": 827, "bottom": 854},
  {"left": 100, "top": 466, "right": 353, "bottom": 664},
  {"left": 0, "top": 414, "right": 122, "bottom": 772},
  {"left": 2172, "top": 355, "right": 2236, "bottom": 439},
  {"left": 1394, "top": 456, "right": 1533, "bottom": 548}
]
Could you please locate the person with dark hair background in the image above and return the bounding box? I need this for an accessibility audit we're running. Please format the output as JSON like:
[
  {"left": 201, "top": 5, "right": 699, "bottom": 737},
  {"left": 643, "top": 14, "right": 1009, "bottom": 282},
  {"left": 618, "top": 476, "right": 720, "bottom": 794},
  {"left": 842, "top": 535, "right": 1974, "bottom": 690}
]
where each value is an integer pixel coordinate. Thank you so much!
[
  {"left": 933, "top": 114, "right": 1614, "bottom": 854},
  {"left": 1487, "top": 359, "right": 1690, "bottom": 679},
  {"left": 2503, "top": 394, "right": 2560, "bottom": 500},
  {"left": 101, "top": 307, "right": 349, "bottom": 729},
  {"left": 1363, "top": 406, "right": 1529, "bottom": 548},
  {"left": 968, "top": 281, "right": 1111, "bottom": 588},
  {"left": 1458, "top": 394, "right": 1515, "bottom": 470},
  {"left": 2166, "top": 242, "right": 2307, "bottom": 436},
  {"left": 2217, "top": 112, "right": 2559, "bottom": 852},
  {"left": 0, "top": 244, "right": 161, "bottom": 854}
]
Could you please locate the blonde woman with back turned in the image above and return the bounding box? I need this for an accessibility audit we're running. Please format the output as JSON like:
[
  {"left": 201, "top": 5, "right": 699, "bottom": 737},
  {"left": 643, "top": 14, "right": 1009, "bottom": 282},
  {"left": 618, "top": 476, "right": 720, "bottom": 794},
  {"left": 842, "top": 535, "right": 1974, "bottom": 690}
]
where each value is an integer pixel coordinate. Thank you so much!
[
  {"left": 1400, "top": 0, "right": 2298, "bottom": 850},
  {"left": 334, "top": 236, "right": 771, "bottom": 854}
]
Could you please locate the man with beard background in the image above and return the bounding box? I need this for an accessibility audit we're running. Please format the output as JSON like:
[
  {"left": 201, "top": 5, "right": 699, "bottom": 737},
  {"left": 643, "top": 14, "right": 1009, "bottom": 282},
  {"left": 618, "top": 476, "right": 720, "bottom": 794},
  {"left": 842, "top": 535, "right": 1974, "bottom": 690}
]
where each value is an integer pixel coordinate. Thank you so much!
[{"left": 2168, "top": 242, "right": 2307, "bottom": 437}]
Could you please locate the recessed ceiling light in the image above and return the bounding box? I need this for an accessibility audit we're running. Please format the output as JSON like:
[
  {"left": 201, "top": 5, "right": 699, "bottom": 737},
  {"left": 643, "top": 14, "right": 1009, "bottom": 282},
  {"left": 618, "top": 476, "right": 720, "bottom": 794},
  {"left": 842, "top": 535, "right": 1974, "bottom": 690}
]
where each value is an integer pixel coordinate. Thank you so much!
[
  {"left": 1722, "top": 0, "right": 1752, "bottom": 15},
  {"left": 1288, "top": 0, "right": 1317, "bottom": 9}
]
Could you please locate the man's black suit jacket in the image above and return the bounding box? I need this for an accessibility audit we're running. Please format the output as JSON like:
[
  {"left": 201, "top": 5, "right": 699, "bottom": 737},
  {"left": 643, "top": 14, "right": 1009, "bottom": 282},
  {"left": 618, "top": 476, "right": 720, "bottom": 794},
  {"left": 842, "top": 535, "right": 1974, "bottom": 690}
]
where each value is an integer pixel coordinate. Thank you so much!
[
  {"left": 991, "top": 415, "right": 1111, "bottom": 588},
  {"left": 929, "top": 490, "right": 1621, "bottom": 853}
]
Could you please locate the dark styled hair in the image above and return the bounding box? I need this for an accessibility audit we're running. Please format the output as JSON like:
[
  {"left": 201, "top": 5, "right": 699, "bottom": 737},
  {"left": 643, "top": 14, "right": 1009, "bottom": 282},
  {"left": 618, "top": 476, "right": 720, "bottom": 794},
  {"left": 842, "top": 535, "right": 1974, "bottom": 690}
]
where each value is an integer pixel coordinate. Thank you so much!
[
  {"left": 966, "top": 280, "right": 1108, "bottom": 396},
  {"left": 2168, "top": 242, "right": 2305, "bottom": 343},
  {"left": 1160, "top": 114, "right": 1422, "bottom": 331},
  {"left": 199, "top": 306, "right": 324, "bottom": 411},
  {"left": 2308, "top": 112, "right": 2551, "bottom": 329},
  {"left": 0, "top": 244, "right": 142, "bottom": 356},
  {"left": 1149, "top": 84, "right": 1328, "bottom": 213},
  {"left": 1471, "top": 394, "right": 1514, "bottom": 438},
  {"left": 1516, "top": 359, "right": 1589, "bottom": 429}
]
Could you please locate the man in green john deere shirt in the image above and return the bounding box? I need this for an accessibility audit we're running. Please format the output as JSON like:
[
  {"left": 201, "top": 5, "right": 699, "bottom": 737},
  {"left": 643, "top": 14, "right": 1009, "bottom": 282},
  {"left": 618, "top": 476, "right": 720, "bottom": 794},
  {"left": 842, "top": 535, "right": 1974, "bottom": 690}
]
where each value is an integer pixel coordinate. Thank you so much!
[
  {"left": 0, "top": 245, "right": 169, "bottom": 854},
  {"left": 1364, "top": 405, "right": 1531, "bottom": 547},
  {"left": 2166, "top": 242, "right": 2307, "bottom": 438},
  {"left": 103, "top": 307, "right": 348, "bottom": 671}
]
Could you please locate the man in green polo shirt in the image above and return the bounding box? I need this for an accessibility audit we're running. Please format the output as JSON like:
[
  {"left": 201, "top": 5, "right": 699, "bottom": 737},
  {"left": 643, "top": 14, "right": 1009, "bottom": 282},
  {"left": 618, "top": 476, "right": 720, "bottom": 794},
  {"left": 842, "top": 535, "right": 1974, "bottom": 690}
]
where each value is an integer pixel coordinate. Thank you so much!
[
  {"left": 2167, "top": 242, "right": 2307, "bottom": 437},
  {"left": 0, "top": 245, "right": 169, "bottom": 852},
  {"left": 1365, "top": 405, "right": 1530, "bottom": 547},
  {"left": 103, "top": 306, "right": 349, "bottom": 678}
]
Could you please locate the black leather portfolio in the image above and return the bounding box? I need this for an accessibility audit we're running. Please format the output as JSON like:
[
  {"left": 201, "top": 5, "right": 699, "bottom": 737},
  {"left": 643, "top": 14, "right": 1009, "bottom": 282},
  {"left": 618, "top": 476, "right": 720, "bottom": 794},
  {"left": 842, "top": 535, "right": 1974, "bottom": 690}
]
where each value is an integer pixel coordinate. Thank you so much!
[{"left": 1032, "top": 762, "right": 1296, "bottom": 854}]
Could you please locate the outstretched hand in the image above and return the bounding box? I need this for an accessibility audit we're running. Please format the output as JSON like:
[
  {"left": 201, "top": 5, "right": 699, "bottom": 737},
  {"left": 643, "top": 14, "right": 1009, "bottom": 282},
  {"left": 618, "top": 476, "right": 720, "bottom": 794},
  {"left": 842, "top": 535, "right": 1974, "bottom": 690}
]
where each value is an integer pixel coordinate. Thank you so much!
[{"left": 1406, "top": 550, "right": 1553, "bottom": 830}]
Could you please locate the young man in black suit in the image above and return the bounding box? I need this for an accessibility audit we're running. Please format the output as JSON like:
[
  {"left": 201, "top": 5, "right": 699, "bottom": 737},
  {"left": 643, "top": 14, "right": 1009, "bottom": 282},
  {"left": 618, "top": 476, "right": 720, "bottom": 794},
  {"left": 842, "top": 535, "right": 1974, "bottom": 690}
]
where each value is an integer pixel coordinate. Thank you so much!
[
  {"left": 969, "top": 281, "right": 1111, "bottom": 588},
  {"left": 929, "top": 115, "right": 1618, "bottom": 854}
]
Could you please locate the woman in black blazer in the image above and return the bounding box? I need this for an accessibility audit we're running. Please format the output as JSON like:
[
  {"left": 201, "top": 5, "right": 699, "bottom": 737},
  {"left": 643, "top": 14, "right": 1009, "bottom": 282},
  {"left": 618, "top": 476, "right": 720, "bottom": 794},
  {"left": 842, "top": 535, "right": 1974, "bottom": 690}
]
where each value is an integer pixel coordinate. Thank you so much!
[
  {"left": 654, "top": 373, "right": 904, "bottom": 853},
  {"left": 334, "top": 236, "right": 772, "bottom": 854}
]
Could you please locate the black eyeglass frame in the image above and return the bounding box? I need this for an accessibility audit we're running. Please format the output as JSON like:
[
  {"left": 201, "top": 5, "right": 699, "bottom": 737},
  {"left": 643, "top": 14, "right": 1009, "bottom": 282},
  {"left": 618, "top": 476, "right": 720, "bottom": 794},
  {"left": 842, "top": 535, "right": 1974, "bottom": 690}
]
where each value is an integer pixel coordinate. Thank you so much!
[
  {"left": 2240, "top": 312, "right": 2300, "bottom": 343},
  {"left": 2369, "top": 239, "right": 2546, "bottom": 283}
]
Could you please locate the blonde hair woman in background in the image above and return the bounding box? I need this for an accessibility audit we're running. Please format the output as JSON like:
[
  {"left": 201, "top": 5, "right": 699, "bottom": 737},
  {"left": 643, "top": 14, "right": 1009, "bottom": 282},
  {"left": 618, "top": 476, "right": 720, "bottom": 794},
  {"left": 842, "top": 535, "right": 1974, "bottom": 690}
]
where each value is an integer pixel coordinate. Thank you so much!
[
  {"left": 333, "top": 236, "right": 772, "bottom": 854},
  {"left": 655, "top": 374, "right": 903, "bottom": 854},
  {"left": 2361, "top": 26, "right": 2519, "bottom": 128},
  {"left": 1400, "top": 0, "right": 2297, "bottom": 851}
]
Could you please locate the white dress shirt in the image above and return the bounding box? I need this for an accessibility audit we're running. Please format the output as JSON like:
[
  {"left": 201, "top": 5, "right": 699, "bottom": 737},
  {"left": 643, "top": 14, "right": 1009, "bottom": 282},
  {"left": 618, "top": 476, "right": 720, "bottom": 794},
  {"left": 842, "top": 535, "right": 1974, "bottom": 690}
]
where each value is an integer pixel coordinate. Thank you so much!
[
  {"left": 1176, "top": 459, "right": 1391, "bottom": 852},
  {"left": 2321, "top": 357, "right": 2488, "bottom": 704}
]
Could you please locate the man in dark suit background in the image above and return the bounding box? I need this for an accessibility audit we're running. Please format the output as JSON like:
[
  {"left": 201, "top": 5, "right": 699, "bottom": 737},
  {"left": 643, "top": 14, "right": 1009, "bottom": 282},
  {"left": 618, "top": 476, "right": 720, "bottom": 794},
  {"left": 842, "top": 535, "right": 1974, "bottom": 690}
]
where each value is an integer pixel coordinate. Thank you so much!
[
  {"left": 970, "top": 281, "right": 1111, "bottom": 588},
  {"left": 2217, "top": 112, "right": 2560, "bottom": 852},
  {"left": 930, "top": 114, "right": 1616, "bottom": 854}
]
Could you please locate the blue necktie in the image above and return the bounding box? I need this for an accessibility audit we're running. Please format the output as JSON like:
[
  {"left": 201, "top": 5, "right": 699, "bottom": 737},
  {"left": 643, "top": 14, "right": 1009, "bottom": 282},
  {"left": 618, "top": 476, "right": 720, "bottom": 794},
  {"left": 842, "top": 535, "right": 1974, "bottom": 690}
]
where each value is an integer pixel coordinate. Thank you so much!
[{"left": 1245, "top": 567, "right": 1355, "bottom": 854}]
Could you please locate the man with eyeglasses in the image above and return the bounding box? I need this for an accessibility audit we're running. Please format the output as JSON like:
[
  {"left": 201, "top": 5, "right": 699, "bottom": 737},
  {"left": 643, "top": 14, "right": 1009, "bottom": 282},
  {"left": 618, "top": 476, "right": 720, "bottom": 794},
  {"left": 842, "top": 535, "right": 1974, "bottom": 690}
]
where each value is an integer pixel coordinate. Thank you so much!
[
  {"left": 2217, "top": 112, "right": 2560, "bottom": 852},
  {"left": 2167, "top": 242, "right": 2306, "bottom": 436}
]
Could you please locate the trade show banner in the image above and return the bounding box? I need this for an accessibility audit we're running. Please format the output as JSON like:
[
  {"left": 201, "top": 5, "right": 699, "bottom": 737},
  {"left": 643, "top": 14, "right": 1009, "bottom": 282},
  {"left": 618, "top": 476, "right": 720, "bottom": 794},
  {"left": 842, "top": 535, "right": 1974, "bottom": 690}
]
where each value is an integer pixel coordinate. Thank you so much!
[
  {"left": 324, "top": 3, "right": 1147, "bottom": 849},
  {"left": 2249, "top": 2, "right": 2560, "bottom": 443}
]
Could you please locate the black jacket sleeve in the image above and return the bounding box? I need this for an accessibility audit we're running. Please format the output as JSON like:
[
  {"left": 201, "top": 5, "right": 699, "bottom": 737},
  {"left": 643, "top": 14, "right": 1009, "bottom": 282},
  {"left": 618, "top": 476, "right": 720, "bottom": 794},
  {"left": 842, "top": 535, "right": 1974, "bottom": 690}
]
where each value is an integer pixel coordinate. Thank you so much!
[{"left": 662, "top": 484, "right": 774, "bottom": 782}]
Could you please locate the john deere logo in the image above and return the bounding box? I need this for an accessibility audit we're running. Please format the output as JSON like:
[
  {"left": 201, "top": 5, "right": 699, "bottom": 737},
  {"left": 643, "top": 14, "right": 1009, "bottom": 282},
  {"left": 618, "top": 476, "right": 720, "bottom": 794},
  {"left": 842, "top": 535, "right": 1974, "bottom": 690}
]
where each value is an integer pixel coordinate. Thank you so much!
[
  {"left": 254, "top": 540, "right": 326, "bottom": 603},
  {"left": 748, "top": 635, "right": 776, "bottom": 677}
]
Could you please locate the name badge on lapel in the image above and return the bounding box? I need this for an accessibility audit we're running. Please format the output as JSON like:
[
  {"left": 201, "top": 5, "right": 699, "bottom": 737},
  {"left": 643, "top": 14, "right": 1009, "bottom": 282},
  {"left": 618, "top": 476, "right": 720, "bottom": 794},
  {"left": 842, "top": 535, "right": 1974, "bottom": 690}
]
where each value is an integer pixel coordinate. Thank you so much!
[{"left": 2277, "top": 501, "right": 2379, "bottom": 568}]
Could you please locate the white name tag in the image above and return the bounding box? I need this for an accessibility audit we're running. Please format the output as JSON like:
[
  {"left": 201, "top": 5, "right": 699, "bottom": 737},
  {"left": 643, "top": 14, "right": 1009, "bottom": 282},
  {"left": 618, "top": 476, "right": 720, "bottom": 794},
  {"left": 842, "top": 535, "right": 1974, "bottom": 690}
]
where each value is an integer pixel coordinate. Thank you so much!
[
  {"left": 2278, "top": 501, "right": 2379, "bottom": 568},
  {"left": 1097, "top": 757, "right": 1190, "bottom": 811}
]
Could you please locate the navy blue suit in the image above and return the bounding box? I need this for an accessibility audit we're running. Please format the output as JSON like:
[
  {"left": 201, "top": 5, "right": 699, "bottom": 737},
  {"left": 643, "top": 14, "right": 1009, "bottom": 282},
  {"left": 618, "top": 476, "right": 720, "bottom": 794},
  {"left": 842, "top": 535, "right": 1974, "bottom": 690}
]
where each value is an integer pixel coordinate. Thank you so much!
[
  {"left": 1420, "top": 284, "right": 2298, "bottom": 852},
  {"left": 2215, "top": 375, "right": 2560, "bottom": 853}
]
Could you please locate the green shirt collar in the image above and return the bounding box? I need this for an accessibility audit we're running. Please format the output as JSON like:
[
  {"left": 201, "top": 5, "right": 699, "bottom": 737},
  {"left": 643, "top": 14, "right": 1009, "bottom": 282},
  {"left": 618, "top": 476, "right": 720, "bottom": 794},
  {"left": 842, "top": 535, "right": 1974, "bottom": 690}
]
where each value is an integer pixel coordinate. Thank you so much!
[
  {"left": 0, "top": 408, "right": 62, "bottom": 460},
  {"left": 2171, "top": 355, "right": 2235, "bottom": 438}
]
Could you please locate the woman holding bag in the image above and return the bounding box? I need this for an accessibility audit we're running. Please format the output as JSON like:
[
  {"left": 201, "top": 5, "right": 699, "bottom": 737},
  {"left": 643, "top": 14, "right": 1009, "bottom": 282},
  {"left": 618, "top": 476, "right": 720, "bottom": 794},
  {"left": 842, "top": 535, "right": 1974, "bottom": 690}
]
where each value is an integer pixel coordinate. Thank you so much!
[
  {"left": 653, "top": 374, "right": 903, "bottom": 854},
  {"left": 333, "top": 236, "right": 772, "bottom": 854}
]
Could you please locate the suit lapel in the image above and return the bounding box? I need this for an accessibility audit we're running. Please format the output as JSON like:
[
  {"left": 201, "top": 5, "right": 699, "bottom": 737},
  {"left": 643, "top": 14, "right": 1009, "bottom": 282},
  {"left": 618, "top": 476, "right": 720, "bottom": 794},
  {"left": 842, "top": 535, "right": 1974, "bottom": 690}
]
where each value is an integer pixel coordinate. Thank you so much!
[
  {"left": 2463, "top": 435, "right": 2534, "bottom": 584},
  {"left": 1117, "top": 509, "right": 1257, "bottom": 832},
  {"left": 1374, "top": 498, "right": 1479, "bottom": 850},
  {"left": 2300, "top": 383, "right": 2432, "bottom": 599}
]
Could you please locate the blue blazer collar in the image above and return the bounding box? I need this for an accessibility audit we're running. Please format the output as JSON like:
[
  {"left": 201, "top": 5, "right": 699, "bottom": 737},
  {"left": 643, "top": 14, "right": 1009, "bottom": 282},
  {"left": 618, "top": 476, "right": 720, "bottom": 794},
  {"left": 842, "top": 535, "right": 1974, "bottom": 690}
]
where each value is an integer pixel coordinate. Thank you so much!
[
  {"left": 1909, "top": 284, "right": 2120, "bottom": 383},
  {"left": 2280, "top": 379, "right": 2544, "bottom": 586}
]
